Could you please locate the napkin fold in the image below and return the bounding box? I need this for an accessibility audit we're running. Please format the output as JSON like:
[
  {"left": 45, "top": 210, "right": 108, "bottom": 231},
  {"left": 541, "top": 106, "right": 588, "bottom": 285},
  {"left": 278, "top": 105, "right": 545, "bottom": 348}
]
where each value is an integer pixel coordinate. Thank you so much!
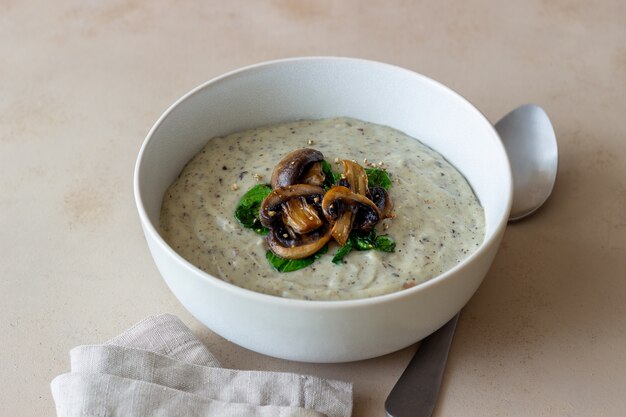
[{"left": 51, "top": 314, "right": 352, "bottom": 417}]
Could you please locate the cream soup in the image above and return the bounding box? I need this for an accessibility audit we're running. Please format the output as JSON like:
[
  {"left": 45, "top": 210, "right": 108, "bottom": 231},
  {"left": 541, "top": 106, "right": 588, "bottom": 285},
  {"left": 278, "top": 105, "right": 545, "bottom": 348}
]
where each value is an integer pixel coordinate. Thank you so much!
[{"left": 159, "top": 117, "right": 485, "bottom": 300}]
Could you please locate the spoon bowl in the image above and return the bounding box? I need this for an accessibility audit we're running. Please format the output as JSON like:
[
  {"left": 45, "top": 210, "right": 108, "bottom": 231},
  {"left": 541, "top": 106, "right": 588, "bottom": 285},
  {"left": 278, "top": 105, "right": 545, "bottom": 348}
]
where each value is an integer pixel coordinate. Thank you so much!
[{"left": 496, "top": 104, "right": 558, "bottom": 220}]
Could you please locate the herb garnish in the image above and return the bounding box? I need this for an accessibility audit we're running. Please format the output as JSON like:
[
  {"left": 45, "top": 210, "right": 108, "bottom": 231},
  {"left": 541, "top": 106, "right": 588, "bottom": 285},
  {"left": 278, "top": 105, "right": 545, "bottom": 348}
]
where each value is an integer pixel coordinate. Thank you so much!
[
  {"left": 373, "top": 234, "right": 396, "bottom": 252},
  {"left": 332, "top": 230, "right": 396, "bottom": 265},
  {"left": 234, "top": 184, "right": 272, "bottom": 235},
  {"left": 266, "top": 245, "right": 328, "bottom": 272},
  {"left": 321, "top": 160, "right": 341, "bottom": 190},
  {"left": 331, "top": 239, "right": 353, "bottom": 265},
  {"left": 365, "top": 168, "right": 392, "bottom": 190}
]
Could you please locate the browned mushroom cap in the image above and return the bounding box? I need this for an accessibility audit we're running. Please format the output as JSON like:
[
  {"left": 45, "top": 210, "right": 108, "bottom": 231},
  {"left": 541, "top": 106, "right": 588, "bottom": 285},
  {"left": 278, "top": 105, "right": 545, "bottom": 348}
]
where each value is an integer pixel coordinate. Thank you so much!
[
  {"left": 259, "top": 184, "right": 325, "bottom": 228},
  {"left": 368, "top": 186, "right": 394, "bottom": 219},
  {"left": 267, "top": 223, "right": 332, "bottom": 260},
  {"left": 300, "top": 161, "right": 325, "bottom": 187},
  {"left": 281, "top": 197, "right": 324, "bottom": 234},
  {"left": 270, "top": 148, "right": 325, "bottom": 188},
  {"left": 341, "top": 159, "right": 368, "bottom": 195},
  {"left": 331, "top": 160, "right": 369, "bottom": 243},
  {"left": 321, "top": 186, "right": 382, "bottom": 244},
  {"left": 330, "top": 210, "right": 354, "bottom": 245},
  {"left": 322, "top": 186, "right": 381, "bottom": 221}
]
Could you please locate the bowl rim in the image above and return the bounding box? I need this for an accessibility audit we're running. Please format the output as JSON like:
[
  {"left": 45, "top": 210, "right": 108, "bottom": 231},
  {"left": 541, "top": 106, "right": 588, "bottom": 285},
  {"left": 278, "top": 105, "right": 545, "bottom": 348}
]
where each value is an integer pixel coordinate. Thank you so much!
[{"left": 134, "top": 56, "right": 513, "bottom": 310}]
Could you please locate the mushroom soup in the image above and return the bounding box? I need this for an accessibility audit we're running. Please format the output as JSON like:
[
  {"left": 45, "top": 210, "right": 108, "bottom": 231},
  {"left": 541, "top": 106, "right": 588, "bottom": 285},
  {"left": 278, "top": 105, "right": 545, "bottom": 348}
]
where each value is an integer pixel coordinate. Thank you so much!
[{"left": 160, "top": 117, "right": 485, "bottom": 300}]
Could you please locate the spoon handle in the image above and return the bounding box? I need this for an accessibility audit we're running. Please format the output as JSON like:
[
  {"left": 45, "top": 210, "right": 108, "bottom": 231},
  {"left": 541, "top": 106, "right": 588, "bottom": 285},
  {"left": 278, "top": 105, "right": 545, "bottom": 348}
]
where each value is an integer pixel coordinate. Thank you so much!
[{"left": 384, "top": 312, "right": 460, "bottom": 417}]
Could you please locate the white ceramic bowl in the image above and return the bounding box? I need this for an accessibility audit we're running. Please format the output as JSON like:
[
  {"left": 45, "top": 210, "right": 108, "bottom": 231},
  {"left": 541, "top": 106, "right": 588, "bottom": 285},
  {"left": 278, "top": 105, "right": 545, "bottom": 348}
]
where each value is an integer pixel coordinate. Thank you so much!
[{"left": 134, "top": 57, "right": 512, "bottom": 363}]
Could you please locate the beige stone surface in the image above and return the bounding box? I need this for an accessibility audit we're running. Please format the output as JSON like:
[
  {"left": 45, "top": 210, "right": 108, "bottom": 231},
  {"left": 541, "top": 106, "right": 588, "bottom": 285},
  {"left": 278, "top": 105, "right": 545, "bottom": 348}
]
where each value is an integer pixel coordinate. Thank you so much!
[{"left": 2, "top": 0, "right": 626, "bottom": 416}]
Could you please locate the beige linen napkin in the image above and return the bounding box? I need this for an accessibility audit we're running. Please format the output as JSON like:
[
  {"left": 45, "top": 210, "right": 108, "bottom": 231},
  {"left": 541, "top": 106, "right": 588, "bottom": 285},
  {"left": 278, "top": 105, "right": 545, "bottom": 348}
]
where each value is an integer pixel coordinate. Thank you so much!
[{"left": 51, "top": 314, "right": 352, "bottom": 417}]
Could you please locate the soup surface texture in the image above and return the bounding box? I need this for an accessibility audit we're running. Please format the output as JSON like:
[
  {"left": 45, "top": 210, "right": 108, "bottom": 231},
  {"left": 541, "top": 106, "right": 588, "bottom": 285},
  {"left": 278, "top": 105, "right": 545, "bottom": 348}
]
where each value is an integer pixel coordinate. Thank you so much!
[{"left": 160, "top": 117, "right": 485, "bottom": 300}]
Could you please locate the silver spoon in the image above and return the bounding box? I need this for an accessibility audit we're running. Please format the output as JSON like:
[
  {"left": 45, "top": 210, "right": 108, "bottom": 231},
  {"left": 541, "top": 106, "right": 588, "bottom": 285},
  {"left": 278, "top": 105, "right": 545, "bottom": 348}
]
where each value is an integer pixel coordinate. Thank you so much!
[{"left": 384, "top": 104, "right": 558, "bottom": 417}]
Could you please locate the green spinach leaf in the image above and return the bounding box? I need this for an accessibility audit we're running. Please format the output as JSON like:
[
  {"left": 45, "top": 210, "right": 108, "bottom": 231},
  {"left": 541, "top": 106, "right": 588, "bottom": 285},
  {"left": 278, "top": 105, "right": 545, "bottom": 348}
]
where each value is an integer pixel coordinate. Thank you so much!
[
  {"left": 332, "top": 230, "right": 396, "bottom": 264},
  {"left": 350, "top": 231, "right": 377, "bottom": 251},
  {"left": 331, "top": 239, "right": 353, "bottom": 264},
  {"left": 234, "top": 184, "right": 272, "bottom": 235},
  {"left": 266, "top": 245, "right": 328, "bottom": 272},
  {"left": 365, "top": 168, "right": 392, "bottom": 190},
  {"left": 321, "top": 160, "right": 341, "bottom": 190},
  {"left": 375, "top": 235, "right": 396, "bottom": 252}
]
